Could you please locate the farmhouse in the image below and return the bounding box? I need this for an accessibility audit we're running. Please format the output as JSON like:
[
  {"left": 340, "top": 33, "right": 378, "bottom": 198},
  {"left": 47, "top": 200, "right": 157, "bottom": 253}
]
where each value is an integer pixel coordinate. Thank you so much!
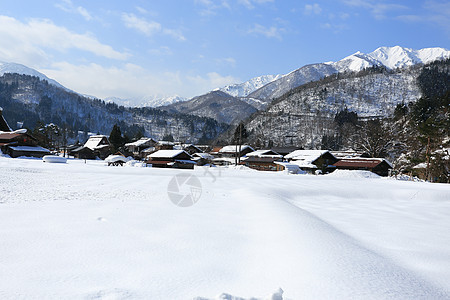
[
  {"left": 72, "top": 135, "right": 112, "bottom": 160},
  {"left": 285, "top": 150, "right": 338, "bottom": 174},
  {"left": 0, "top": 108, "right": 50, "bottom": 158},
  {"left": 124, "top": 137, "right": 157, "bottom": 159},
  {"left": 219, "top": 145, "right": 255, "bottom": 158},
  {"left": 246, "top": 149, "right": 283, "bottom": 158},
  {"left": 0, "top": 131, "right": 51, "bottom": 158},
  {"left": 333, "top": 157, "right": 393, "bottom": 176},
  {"left": 146, "top": 149, "right": 195, "bottom": 169},
  {"left": 174, "top": 144, "right": 204, "bottom": 155},
  {"left": 240, "top": 156, "right": 283, "bottom": 171}
]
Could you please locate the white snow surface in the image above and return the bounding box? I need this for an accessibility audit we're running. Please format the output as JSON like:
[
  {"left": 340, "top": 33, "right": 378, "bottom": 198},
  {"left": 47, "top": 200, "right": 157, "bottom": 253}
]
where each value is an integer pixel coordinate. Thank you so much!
[{"left": 0, "top": 157, "right": 449, "bottom": 299}]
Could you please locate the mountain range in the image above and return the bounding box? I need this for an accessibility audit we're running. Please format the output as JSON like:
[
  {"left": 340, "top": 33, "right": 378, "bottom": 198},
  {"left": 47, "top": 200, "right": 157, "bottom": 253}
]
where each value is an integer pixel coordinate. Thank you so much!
[
  {"left": 0, "top": 46, "right": 449, "bottom": 143},
  {"left": 161, "top": 46, "right": 450, "bottom": 124}
]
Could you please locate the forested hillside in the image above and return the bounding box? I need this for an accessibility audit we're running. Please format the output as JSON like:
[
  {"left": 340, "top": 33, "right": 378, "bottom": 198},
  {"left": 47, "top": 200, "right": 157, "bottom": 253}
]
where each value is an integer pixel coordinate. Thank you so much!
[{"left": 0, "top": 73, "right": 228, "bottom": 144}]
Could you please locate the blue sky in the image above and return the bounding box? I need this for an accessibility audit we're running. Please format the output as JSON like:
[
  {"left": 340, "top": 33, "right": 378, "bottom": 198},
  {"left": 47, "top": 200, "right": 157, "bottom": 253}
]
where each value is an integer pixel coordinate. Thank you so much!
[{"left": 0, "top": 0, "right": 449, "bottom": 100}]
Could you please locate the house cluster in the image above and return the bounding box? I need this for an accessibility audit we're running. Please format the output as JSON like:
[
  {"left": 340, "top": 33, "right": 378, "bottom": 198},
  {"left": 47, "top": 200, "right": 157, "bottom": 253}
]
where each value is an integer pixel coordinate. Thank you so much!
[
  {"left": 0, "top": 108, "right": 392, "bottom": 176},
  {"left": 0, "top": 108, "right": 50, "bottom": 158}
]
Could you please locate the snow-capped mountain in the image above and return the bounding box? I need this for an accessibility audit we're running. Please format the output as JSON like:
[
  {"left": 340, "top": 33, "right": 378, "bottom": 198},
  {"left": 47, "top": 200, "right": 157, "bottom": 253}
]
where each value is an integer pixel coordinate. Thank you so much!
[
  {"left": 248, "top": 46, "right": 450, "bottom": 101},
  {"left": 105, "top": 95, "right": 188, "bottom": 108},
  {"left": 0, "top": 62, "right": 66, "bottom": 90},
  {"left": 218, "top": 74, "right": 282, "bottom": 97}
]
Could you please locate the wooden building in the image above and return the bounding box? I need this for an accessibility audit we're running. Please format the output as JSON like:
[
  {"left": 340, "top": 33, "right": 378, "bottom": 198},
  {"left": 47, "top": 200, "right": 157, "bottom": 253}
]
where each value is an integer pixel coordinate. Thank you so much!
[
  {"left": 240, "top": 156, "right": 283, "bottom": 171},
  {"left": 333, "top": 158, "right": 393, "bottom": 177},
  {"left": 146, "top": 149, "right": 195, "bottom": 169},
  {"left": 124, "top": 137, "right": 157, "bottom": 159},
  {"left": 0, "top": 132, "right": 50, "bottom": 158},
  {"left": 72, "top": 135, "right": 112, "bottom": 160},
  {"left": 285, "top": 150, "right": 338, "bottom": 174}
]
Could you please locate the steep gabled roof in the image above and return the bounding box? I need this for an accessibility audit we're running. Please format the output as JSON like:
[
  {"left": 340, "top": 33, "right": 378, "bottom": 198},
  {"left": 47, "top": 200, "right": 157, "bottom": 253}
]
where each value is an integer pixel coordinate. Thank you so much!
[
  {"left": 219, "top": 145, "right": 255, "bottom": 153},
  {"left": 84, "top": 135, "right": 110, "bottom": 150},
  {"left": 246, "top": 149, "right": 282, "bottom": 158},
  {"left": 149, "top": 149, "right": 191, "bottom": 159}
]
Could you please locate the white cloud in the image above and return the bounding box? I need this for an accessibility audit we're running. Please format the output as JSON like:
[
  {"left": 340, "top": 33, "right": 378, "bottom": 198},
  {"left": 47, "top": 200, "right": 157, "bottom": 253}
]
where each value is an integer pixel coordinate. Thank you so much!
[
  {"left": 216, "top": 57, "right": 237, "bottom": 68},
  {"left": 122, "top": 13, "right": 161, "bottom": 36},
  {"left": 247, "top": 24, "right": 284, "bottom": 40},
  {"left": 238, "top": 0, "right": 274, "bottom": 9},
  {"left": 397, "top": 1, "right": 450, "bottom": 32},
  {"left": 195, "top": 0, "right": 232, "bottom": 16},
  {"left": 55, "top": 0, "right": 93, "bottom": 21},
  {"left": 0, "top": 15, "right": 128, "bottom": 67},
  {"left": 186, "top": 72, "right": 240, "bottom": 94},
  {"left": 342, "top": 0, "right": 407, "bottom": 19},
  {"left": 41, "top": 62, "right": 240, "bottom": 99},
  {"left": 121, "top": 13, "right": 186, "bottom": 41},
  {"left": 305, "top": 3, "right": 322, "bottom": 15}
]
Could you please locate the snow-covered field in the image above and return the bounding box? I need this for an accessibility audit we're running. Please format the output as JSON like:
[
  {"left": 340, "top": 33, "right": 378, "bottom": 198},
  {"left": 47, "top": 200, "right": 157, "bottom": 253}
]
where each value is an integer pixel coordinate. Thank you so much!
[{"left": 0, "top": 157, "right": 449, "bottom": 300}]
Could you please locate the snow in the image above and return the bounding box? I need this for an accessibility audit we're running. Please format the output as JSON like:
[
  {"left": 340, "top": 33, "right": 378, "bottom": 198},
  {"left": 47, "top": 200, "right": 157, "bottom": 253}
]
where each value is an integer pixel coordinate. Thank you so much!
[
  {"left": 8, "top": 145, "right": 50, "bottom": 153},
  {"left": 42, "top": 155, "right": 67, "bottom": 164},
  {"left": 148, "top": 149, "right": 187, "bottom": 158},
  {"left": 84, "top": 135, "right": 109, "bottom": 150},
  {"left": 104, "top": 155, "right": 130, "bottom": 163},
  {"left": 0, "top": 156, "right": 449, "bottom": 299},
  {"left": 219, "top": 145, "right": 255, "bottom": 153},
  {"left": 124, "top": 138, "right": 155, "bottom": 147},
  {"left": 326, "top": 169, "right": 380, "bottom": 178}
]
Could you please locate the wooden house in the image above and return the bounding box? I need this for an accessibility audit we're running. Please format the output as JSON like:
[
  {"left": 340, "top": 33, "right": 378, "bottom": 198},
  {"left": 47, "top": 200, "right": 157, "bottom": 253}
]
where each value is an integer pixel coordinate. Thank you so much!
[
  {"left": 270, "top": 146, "right": 302, "bottom": 157},
  {"left": 72, "top": 135, "right": 111, "bottom": 160},
  {"left": 146, "top": 149, "right": 195, "bottom": 169},
  {"left": 240, "top": 156, "right": 283, "bottom": 171},
  {"left": 333, "top": 157, "right": 393, "bottom": 176},
  {"left": 174, "top": 144, "right": 204, "bottom": 155},
  {"left": 218, "top": 145, "right": 255, "bottom": 158},
  {"left": 0, "top": 110, "right": 50, "bottom": 158},
  {"left": 285, "top": 150, "right": 338, "bottom": 174},
  {"left": 246, "top": 149, "right": 283, "bottom": 158},
  {"left": 192, "top": 152, "right": 214, "bottom": 166},
  {"left": 0, "top": 132, "right": 50, "bottom": 158},
  {"left": 124, "top": 137, "right": 157, "bottom": 159},
  {"left": 156, "top": 141, "right": 175, "bottom": 151}
]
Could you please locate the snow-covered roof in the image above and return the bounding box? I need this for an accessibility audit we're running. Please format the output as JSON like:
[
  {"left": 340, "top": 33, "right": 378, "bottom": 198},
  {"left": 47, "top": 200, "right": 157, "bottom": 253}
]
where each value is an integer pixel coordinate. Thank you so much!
[
  {"left": 84, "top": 135, "right": 110, "bottom": 150},
  {"left": 246, "top": 149, "right": 282, "bottom": 158},
  {"left": 274, "top": 161, "right": 304, "bottom": 174},
  {"left": 125, "top": 137, "right": 156, "bottom": 147},
  {"left": 334, "top": 157, "right": 393, "bottom": 169},
  {"left": 149, "top": 149, "right": 189, "bottom": 159},
  {"left": 285, "top": 150, "right": 332, "bottom": 160},
  {"left": 219, "top": 145, "right": 255, "bottom": 153},
  {"left": 158, "top": 141, "right": 175, "bottom": 146},
  {"left": 9, "top": 146, "right": 50, "bottom": 153},
  {"left": 193, "top": 152, "right": 214, "bottom": 159}
]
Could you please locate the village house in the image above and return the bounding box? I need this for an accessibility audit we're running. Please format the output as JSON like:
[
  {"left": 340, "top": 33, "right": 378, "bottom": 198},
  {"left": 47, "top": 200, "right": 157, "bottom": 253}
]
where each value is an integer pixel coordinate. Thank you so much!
[
  {"left": 239, "top": 149, "right": 284, "bottom": 171},
  {"left": 333, "top": 157, "right": 393, "bottom": 177},
  {"left": 124, "top": 137, "right": 157, "bottom": 159},
  {"left": 192, "top": 152, "right": 214, "bottom": 166},
  {"left": 219, "top": 145, "right": 255, "bottom": 158},
  {"left": 71, "top": 135, "right": 112, "bottom": 160},
  {"left": 174, "top": 144, "right": 204, "bottom": 155},
  {"left": 270, "top": 146, "right": 302, "bottom": 157},
  {"left": 0, "top": 108, "right": 50, "bottom": 158},
  {"left": 146, "top": 149, "right": 195, "bottom": 169},
  {"left": 285, "top": 150, "right": 338, "bottom": 174}
]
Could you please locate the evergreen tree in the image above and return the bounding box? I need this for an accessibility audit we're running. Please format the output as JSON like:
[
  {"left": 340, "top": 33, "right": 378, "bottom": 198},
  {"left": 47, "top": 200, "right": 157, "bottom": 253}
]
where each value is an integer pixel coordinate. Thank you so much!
[{"left": 109, "top": 124, "right": 124, "bottom": 153}]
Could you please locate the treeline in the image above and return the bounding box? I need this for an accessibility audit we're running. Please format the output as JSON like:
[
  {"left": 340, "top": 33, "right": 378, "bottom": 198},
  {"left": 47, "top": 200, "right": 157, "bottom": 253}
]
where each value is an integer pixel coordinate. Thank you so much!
[{"left": 0, "top": 73, "right": 229, "bottom": 145}]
